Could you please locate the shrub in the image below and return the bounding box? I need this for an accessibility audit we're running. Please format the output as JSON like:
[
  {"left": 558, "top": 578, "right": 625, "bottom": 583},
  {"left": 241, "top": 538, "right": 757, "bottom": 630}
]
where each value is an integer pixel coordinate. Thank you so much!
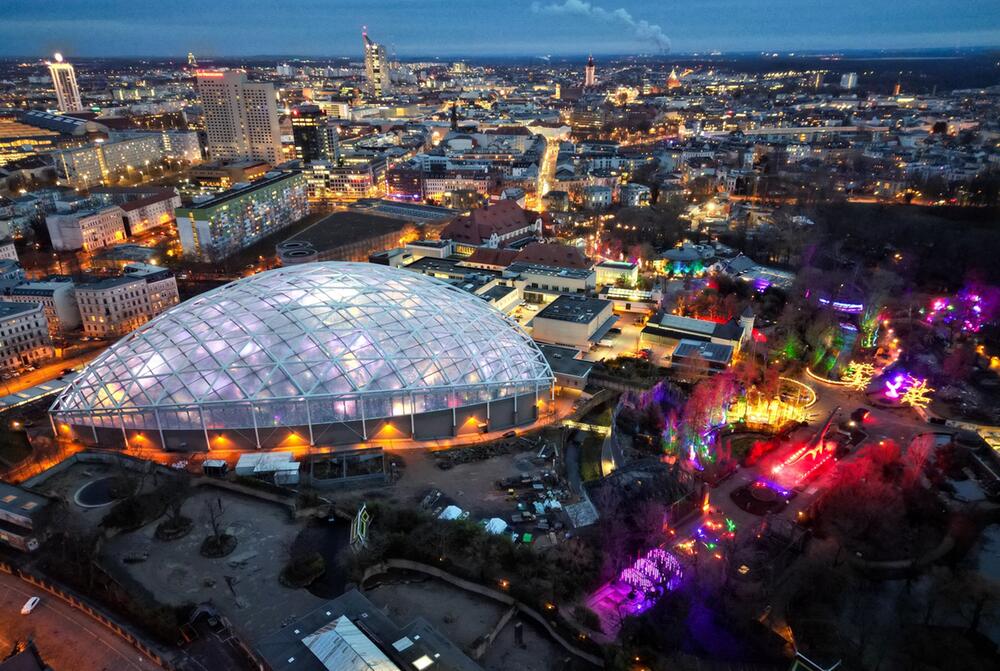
[
  {"left": 281, "top": 551, "right": 326, "bottom": 588},
  {"left": 573, "top": 605, "right": 602, "bottom": 632}
]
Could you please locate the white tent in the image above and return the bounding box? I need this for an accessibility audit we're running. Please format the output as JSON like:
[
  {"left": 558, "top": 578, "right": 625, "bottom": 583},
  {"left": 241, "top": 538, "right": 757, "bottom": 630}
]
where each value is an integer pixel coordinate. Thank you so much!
[
  {"left": 438, "top": 505, "right": 463, "bottom": 521},
  {"left": 484, "top": 518, "right": 508, "bottom": 535}
]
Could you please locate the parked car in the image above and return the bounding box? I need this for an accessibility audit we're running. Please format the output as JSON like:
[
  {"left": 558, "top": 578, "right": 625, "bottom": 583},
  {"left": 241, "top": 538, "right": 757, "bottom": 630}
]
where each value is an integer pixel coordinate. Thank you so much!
[
  {"left": 502, "top": 430, "right": 517, "bottom": 439},
  {"left": 21, "top": 596, "right": 40, "bottom": 615}
]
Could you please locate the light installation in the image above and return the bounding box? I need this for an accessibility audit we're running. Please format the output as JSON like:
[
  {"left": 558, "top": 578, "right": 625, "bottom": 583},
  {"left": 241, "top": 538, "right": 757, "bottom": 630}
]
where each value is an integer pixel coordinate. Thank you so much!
[
  {"left": 843, "top": 361, "right": 876, "bottom": 391},
  {"left": 769, "top": 409, "right": 839, "bottom": 487},
  {"left": 900, "top": 378, "right": 934, "bottom": 409},
  {"left": 924, "top": 285, "right": 998, "bottom": 334},
  {"left": 880, "top": 371, "right": 933, "bottom": 408},
  {"left": 616, "top": 548, "right": 684, "bottom": 613}
]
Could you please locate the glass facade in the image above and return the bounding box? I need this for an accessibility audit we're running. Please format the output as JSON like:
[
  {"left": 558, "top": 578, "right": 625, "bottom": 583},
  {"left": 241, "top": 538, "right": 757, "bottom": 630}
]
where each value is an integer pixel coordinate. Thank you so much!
[{"left": 52, "top": 262, "right": 553, "bottom": 442}]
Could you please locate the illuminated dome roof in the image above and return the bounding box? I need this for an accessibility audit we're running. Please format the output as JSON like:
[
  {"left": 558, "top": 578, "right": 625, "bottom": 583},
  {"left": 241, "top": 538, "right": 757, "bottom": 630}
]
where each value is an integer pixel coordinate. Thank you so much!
[{"left": 53, "top": 262, "right": 552, "bottom": 430}]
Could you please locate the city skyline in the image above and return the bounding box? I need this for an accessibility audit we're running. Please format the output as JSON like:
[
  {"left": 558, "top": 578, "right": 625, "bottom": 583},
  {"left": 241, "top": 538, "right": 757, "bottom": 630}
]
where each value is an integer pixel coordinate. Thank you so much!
[{"left": 2, "top": 0, "right": 999, "bottom": 58}]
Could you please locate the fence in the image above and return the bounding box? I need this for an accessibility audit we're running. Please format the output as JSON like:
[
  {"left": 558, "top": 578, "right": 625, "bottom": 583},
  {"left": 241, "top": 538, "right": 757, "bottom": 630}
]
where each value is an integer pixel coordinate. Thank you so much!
[
  {"left": 0, "top": 561, "right": 174, "bottom": 669},
  {"left": 361, "top": 558, "right": 604, "bottom": 668}
]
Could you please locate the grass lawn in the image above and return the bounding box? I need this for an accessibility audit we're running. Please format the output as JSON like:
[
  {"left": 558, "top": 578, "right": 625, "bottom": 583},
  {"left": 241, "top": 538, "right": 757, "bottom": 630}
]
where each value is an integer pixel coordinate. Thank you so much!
[{"left": 580, "top": 432, "right": 605, "bottom": 482}]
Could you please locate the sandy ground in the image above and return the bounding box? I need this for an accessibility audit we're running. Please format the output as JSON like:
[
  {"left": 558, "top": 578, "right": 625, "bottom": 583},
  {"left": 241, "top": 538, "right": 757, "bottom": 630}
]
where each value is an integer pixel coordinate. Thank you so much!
[{"left": 104, "top": 487, "right": 326, "bottom": 641}]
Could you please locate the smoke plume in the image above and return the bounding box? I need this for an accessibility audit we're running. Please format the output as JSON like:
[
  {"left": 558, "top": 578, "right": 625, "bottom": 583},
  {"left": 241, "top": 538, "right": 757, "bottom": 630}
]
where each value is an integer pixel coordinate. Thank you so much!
[{"left": 531, "top": 1, "right": 671, "bottom": 52}]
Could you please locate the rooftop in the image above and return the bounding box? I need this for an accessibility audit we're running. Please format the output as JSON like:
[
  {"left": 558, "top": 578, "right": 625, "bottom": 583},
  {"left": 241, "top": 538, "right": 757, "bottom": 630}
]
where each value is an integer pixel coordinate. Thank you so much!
[
  {"left": 535, "top": 294, "right": 611, "bottom": 324},
  {"left": 0, "top": 301, "right": 40, "bottom": 321},
  {"left": 255, "top": 589, "right": 482, "bottom": 671},
  {"left": 178, "top": 171, "right": 301, "bottom": 211}
]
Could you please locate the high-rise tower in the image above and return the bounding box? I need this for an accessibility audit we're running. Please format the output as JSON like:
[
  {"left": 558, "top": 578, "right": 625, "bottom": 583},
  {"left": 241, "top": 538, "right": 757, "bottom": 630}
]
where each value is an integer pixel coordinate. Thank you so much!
[
  {"left": 47, "top": 53, "right": 83, "bottom": 113},
  {"left": 362, "top": 29, "right": 392, "bottom": 98},
  {"left": 584, "top": 55, "right": 596, "bottom": 88},
  {"left": 196, "top": 70, "right": 283, "bottom": 165}
]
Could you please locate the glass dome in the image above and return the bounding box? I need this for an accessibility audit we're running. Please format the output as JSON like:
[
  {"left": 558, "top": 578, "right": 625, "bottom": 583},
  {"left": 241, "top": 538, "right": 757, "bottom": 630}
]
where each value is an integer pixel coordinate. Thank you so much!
[{"left": 52, "top": 262, "right": 553, "bottom": 437}]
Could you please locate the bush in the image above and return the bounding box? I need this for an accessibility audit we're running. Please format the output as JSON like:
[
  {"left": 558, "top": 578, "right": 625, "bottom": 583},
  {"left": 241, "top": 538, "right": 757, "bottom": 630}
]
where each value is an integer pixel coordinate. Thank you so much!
[
  {"left": 100, "top": 483, "right": 175, "bottom": 531},
  {"left": 573, "top": 605, "right": 602, "bottom": 632},
  {"left": 200, "top": 533, "right": 237, "bottom": 558},
  {"left": 281, "top": 551, "right": 326, "bottom": 588}
]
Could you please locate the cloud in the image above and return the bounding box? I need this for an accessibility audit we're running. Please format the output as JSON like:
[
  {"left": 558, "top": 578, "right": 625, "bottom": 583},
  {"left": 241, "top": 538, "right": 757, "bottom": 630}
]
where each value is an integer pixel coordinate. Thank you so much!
[{"left": 531, "top": 1, "right": 671, "bottom": 52}]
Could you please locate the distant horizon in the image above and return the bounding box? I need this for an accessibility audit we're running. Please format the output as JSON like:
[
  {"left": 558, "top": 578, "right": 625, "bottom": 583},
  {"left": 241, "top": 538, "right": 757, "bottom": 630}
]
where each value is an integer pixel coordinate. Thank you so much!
[
  {"left": 3, "top": 0, "right": 999, "bottom": 59},
  {"left": 4, "top": 45, "right": 999, "bottom": 64}
]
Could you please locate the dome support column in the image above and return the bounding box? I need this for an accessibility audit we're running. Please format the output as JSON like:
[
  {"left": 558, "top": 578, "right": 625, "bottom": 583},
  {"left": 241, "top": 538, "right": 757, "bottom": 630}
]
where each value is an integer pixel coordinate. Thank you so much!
[
  {"left": 250, "top": 403, "right": 261, "bottom": 449},
  {"left": 360, "top": 397, "right": 367, "bottom": 440},
  {"left": 118, "top": 410, "right": 129, "bottom": 450},
  {"left": 305, "top": 400, "right": 314, "bottom": 446},
  {"left": 200, "top": 407, "right": 211, "bottom": 451},
  {"left": 154, "top": 408, "right": 166, "bottom": 452}
]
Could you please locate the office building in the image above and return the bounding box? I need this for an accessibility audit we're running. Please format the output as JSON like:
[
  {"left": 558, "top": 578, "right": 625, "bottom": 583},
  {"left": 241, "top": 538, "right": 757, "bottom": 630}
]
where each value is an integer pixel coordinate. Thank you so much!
[
  {"left": 363, "top": 30, "right": 392, "bottom": 98},
  {"left": 840, "top": 72, "right": 858, "bottom": 90},
  {"left": 47, "top": 53, "right": 83, "bottom": 113},
  {"left": 92, "top": 187, "right": 181, "bottom": 236},
  {"left": 175, "top": 170, "right": 309, "bottom": 261},
  {"left": 45, "top": 205, "right": 126, "bottom": 252},
  {"left": 196, "top": 70, "right": 283, "bottom": 165},
  {"left": 0, "top": 302, "right": 53, "bottom": 373},
  {"left": 291, "top": 104, "right": 338, "bottom": 163}
]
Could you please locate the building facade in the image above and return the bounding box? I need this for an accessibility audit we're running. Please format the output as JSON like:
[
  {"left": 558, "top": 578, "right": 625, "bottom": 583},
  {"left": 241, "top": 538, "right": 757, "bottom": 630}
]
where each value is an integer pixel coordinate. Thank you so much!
[
  {"left": 4, "top": 278, "right": 81, "bottom": 335},
  {"left": 176, "top": 170, "right": 309, "bottom": 261},
  {"left": 196, "top": 70, "right": 283, "bottom": 165},
  {"left": 45, "top": 206, "right": 126, "bottom": 252},
  {"left": 52, "top": 135, "right": 166, "bottom": 189},
  {"left": 0, "top": 302, "right": 53, "bottom": 372},
  {"left": 119, "top": 191, "right": 181, "bottom": 236},
  {"left": 47, "top": 53, "right": 83, "bottom": 113},
  {"left": 363, "top": 31, "right": 392, "bottom": 98}
]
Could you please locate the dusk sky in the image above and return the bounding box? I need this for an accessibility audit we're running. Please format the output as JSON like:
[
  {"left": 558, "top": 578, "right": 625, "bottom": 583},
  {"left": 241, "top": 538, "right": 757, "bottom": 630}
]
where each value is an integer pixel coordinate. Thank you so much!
[{"left": 2, "top": 0, "right": 999, "bottom": 58}]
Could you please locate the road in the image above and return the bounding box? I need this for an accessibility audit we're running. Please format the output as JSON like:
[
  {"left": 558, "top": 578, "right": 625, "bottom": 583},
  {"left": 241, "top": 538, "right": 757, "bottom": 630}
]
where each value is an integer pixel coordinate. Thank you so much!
[
  {"left": 1, "top": 343, "right": 108, "bottom": 398},
  {"left": 0, "top": 571, "right": 159, "bottom": 670}
]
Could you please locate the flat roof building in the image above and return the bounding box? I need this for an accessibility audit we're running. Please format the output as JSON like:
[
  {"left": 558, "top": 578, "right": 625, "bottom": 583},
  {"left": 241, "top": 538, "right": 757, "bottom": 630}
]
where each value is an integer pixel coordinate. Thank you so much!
[
  {"left": 257, "top": 589, "right": 481, "bottom": 671},
  {"left": 0, "top": 482, "right": 51, "bottom": 552},
  {"left": 531, "top": 294, "right": 616, "bottom": 350},
  {"left": 176, "top": 170, "right": 309, "bottom": 262}
]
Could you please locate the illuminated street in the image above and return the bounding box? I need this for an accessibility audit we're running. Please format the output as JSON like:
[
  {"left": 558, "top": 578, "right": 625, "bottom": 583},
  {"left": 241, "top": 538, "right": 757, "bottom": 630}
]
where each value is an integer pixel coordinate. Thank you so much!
[{"left": 0, "top": 572, "right": 158, "bottom": 670}]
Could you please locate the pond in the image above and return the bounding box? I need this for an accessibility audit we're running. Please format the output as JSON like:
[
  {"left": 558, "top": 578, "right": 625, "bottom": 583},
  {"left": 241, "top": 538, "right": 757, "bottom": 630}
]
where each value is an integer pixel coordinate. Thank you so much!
[
  {"left": 75, "top": 476, "right": 128, "bottom": 507},
  {"left": 290, "top": 518, "right": 352, "bottom": 599}
]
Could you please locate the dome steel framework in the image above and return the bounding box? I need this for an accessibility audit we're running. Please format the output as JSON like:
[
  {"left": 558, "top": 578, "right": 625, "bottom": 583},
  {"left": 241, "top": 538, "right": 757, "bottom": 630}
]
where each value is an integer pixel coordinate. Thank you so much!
[{"left": 51, "top": 262, "right": 553, "bottom": 451}]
